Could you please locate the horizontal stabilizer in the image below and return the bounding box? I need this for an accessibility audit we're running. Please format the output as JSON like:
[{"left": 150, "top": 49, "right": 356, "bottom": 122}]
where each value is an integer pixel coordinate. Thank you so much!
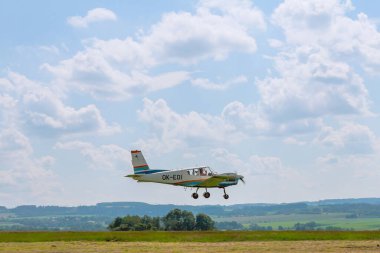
[{"left": 125, "top": 174, "right": 142, "bottom": 180}]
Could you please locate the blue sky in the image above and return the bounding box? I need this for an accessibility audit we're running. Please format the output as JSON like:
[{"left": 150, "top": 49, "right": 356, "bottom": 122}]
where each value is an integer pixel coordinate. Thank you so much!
[{"left": 1, "top": 0, "right": 380, "bottom": 207}]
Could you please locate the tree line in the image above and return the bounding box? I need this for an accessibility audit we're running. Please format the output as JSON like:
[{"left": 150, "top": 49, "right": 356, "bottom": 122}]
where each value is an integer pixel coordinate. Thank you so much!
[{"left": 108, "top": 209, "right": 214, "bottom": 231}]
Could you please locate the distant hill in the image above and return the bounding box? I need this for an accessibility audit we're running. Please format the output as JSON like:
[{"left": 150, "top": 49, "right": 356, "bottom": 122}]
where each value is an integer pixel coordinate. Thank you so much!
[
  {"left": 1, "top": 198, "right": 380, "bottom": 231},
  {"left": 2, "top": 197, "right": 380, "bottom": 217},
  {"left": 310, "top": 198, "right": 380, "bottom": 205}
]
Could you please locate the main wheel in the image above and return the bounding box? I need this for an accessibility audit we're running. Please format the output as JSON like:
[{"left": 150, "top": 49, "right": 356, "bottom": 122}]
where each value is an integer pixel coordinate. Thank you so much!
[
  {"left": 203, "top": 192, "right": 210, "bottom": 198},
  {"left": 223, "top": 194, "right": 229, "bottom": 199},
  {"left": 192, "top": 193, "right": 199, "bottom": 199}
]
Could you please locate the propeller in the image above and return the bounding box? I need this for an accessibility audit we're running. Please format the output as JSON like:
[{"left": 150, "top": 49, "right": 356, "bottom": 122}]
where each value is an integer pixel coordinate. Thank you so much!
[
  {"left": 237, "top": 174, "right": 245, "bottom": 184},
  {"left": 233, "top": 170, "right": 245, "bottom": 184}
]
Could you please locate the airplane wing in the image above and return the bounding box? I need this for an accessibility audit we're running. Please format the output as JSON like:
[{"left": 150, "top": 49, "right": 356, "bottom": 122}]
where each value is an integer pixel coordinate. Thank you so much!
[
  {"left": 196, "top": 173, "right": 242, "bottom": 187},
  {"left": 196, "top": 175, "right": 231, "bottom": 187}
]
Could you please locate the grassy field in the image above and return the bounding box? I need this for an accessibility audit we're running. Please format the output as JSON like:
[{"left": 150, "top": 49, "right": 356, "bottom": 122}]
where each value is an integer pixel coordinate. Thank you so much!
[
  {"left": 1, "top": 232, "right": 380, "bottom": 253},
  {"left": 1, "top": 231, "right": 380, "bottom": 242},
  {"left": 1, "top": 241, "right": 380, "bottom": 253},
  {"left": 214, "top": 213, "right": 380, "bottom": 230}
]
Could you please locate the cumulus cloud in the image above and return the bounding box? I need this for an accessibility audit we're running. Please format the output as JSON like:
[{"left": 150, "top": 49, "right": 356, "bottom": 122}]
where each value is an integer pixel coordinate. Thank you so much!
[
  {"left": 24, "top": 92, "right": 120, "bottom": 136},
  {"left": 0, "top": 129, "right": 60, "bottom": 206},
  {"left": 212, "top": 148, "right": 291, "bottom": 177},
  {"left": 272, "top": 0, "right": 353, "bottom": 44},
  {"left": 257, "top": 46, "right": 370, "bottom": 122},
  {"left": 136, "top": 98, "right": 244, "bottom": 153},
  {"left": 198, "top": 0, "right": 266, "bottom": 29},
  {"left": 130, "top": 1, "right": 376, "bottom": 145},
  {"left": 141, "top": 4, "right": 261, "bottom": 64},
  {"left": 0, "top": 129, "right": 32, "bottom": 157},
  {"left": 222, "top": 101, "right": 270, "bottom": 131},
  {"left": 272, "top": 0, "right": 380, "bottom": 73},
  {"left": 67, "top": 8, "right": 117, "bottom": 28},
  {"left": 191, "top": 75, "right": 247, "bottom": 90},
  {"left": 215, "top": 0, "right": 374, "bottom": 139},
  {"left": 2, "top": 72, "right": 120, "bottom": 137},
  {"left": 316, "top": 123, "right": 378, "bottom": 155},
  {"left": 45, "top": 1, "right": 264, "bottom": 100},
  {"left": 56, "top": 141, "right": 130, "bottom": 171},
  {"left": 43, "top": 53, "right": 190, "bottom": 100}
]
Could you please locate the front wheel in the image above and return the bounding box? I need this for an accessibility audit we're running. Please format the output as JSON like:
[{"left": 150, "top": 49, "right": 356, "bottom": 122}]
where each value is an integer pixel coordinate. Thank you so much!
[
  {"left": 203, "top": 192, "right": 210, "bottom": 198},
  {"left": 192, "top": 193, "right": 199, "bottom": 199},
  {"left": 223, "top": 194, "right": 229, "bottom": 199}
]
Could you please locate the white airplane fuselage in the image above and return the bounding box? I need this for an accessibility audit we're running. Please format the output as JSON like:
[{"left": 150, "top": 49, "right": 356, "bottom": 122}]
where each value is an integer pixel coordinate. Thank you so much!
[{"left": 127, "top": 150, "right": 243, "bottom": 199}]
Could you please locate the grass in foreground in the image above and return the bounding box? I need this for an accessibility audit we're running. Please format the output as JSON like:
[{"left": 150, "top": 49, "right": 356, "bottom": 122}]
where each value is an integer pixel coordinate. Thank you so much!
[
  {"left": 1, "top": 231, "right": 380, "bottom": 243},
  {"left": 1, "top": 241, "right": 380, "bottom": 253}
]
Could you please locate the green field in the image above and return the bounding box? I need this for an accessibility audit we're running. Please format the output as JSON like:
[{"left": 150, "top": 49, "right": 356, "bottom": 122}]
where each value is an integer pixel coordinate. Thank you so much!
[
  {"left": 1, "top": 231, "right": 380, "bottom": 242},
  {"left": 214, "top": 213, "right": 380, "bottom": 230}
]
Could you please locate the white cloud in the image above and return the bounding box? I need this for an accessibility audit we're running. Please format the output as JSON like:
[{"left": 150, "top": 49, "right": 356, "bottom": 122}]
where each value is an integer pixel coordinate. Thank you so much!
[
  {"left": 222, "top": 100, "right": 325, "bottom": 137},
  {"left": 272, "top": 0, "right": 380, "bottom": 73},
  {"left": 317, "top": 154, "right": 339, "bottom": 165},
  {"left": 42, "top": 40, "right": 190, "bottom": 100},
  {"left": 46, "top": 1, "right": 264, "bottom": 100},
  {"left": 39, "top": 45, "right": 60, "bottom": 55},
  {"left": 142, "top": 4, "right": 261, "bottom": 65},
  {"left": 220, "top": 0, "right": 376, "bottom": 142},
  {"left": 198, "top": 0, "right": 266, "bottom": 29},
  {"left": 268, "top": 39, "right": 284, "bottom": 48},
  {"left": 2, "top": 72, "right": 120, "bottom": 137},
  {"left": 211, "top": 148, "right": 247, "bottom": 173},
  {"left": 257, "top": 47, "right": 370, "bottom": 122},
  {"left": 272, "top": 0, "right": 353, "bottom": 44},
  {"left": 209, "top": 148, "right": 316, "bottom": 203},
  {"left": 312, "top": 151, "right": 380, "bottom": 199},
  {"left": 222, "top": 101, "right": 270, "bottom": 133},
  {"left": 136, "top": 98, "right": 244, "bottom": 153},
  {"left": 24, "top": 92, "right": 120, "bottom": 136},
  {"left": 0, "top": 93, "right": 17, "bottom": 127},
  {"left": 191, "top": 75, "right": 247, "bottom": 90},
  {"left": 56, "top": 141, "right": 130, "bottom": 171},
  {"left": 67, "top": 8, "right": 117, "bottom": 28},
  {"left": 211, "top": 147, "right": 296, "bottom": 177},
  {"left": 0, "top": 129, "right": 60, "bottom": 206},
  {"left": 219, "top": 45, "right": 369, "bottom": 138},
  {"left": 283, "top": 137, "right": 307, "bottom": 146},
  {"left": 0, "top": 129, "right": 32, "bottom": 157},
  {"left": 316, "top": 123, "right": 378, "bottom": 155}
]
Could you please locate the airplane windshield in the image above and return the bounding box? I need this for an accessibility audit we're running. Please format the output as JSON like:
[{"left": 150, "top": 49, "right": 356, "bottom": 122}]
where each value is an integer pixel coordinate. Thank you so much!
[
  {"left": 202, "top": 166, "right": 215, "bottom": 176},
  {"left": 187, "top": 166, "right": 216, "bottom": 176}
]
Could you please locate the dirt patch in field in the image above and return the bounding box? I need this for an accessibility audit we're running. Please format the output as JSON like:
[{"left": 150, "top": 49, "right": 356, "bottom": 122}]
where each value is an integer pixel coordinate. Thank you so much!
[{"left": 1, "top": 241, "right": 380, "bottom": 253}]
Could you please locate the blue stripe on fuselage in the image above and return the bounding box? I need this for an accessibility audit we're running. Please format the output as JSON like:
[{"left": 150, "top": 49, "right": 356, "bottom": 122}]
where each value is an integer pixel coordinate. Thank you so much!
[
  {"left": 134, "top": 169, "right": 168, "bottom": 174},
  {"left": 218, "top": 181, "right": 238, "bottom": 187}
]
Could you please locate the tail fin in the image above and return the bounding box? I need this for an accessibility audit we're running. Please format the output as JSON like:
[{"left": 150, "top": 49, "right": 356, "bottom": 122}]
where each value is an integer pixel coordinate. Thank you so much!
[{"left": 131, "top": 150, "right": 150, "bottom": 174}]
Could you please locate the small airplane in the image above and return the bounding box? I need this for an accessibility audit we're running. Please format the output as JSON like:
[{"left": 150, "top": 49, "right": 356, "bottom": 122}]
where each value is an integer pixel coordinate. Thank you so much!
[{"left": 126, "top": 150, "right": 244, "bottom": 199}]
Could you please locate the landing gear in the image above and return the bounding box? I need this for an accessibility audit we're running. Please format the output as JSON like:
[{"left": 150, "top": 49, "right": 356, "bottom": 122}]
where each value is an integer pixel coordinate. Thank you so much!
[
  {"left": 192, "top": 188, "right": 229, "bottom": 199},
  {"left": 192, "top": 188, "right": 199, "bottom": 199},
  {"left": 223, "top": 188, "right": 229, "bottom": 199}
]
